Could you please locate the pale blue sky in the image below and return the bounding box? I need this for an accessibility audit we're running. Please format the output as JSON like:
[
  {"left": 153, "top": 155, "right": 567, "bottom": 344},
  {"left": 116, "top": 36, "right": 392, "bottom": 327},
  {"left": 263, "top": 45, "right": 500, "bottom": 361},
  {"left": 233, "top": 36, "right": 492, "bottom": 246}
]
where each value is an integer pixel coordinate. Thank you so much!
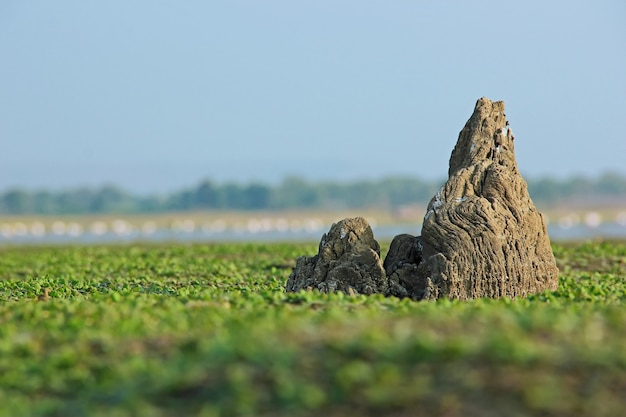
[{"left": 1, "top": 1, "right": 625, "bottom": 193}]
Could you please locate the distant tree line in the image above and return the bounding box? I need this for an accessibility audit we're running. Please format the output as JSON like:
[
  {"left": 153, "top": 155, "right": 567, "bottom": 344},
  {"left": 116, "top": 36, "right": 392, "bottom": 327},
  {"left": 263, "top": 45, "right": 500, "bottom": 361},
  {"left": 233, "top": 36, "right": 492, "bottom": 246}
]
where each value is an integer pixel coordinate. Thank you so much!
[{"left": 1, "top": 173, "right": 625, "bottom": 215}]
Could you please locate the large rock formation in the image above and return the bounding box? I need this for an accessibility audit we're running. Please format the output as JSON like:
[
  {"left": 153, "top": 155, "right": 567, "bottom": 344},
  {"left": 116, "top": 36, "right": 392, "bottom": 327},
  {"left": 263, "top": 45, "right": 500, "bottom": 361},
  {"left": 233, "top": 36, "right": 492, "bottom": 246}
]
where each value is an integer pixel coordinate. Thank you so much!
[
  {"left": 286, "top": 97, "right": 559, "bottom": 301},
  {"left": 413, "top": 97, "right": 559, "bottom": 299}
]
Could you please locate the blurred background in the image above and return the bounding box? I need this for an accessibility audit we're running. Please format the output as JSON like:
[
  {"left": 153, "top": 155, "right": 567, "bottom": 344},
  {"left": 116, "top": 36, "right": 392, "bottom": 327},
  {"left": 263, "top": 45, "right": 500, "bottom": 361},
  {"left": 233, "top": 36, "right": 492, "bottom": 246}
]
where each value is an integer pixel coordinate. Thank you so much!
[{"left": 1, "top": 1, "right": 625, "bottom": 243}]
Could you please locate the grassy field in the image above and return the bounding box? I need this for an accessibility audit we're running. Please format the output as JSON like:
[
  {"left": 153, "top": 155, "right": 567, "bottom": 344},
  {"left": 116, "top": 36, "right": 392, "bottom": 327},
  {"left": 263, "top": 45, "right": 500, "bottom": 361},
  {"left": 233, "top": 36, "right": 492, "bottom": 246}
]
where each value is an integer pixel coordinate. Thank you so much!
[{"left": 1, "top": 240, "right": 625, "bottom": 416}]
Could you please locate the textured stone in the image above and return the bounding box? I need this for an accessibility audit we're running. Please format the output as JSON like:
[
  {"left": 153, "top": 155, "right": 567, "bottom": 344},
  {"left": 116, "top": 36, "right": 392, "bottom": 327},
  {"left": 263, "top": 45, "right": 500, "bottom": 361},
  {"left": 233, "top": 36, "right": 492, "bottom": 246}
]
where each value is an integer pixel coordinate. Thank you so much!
[
  {"left": 285, "top": 97, "right": 559, "bottom": 302},
  {"left": 285, "top": 217, "right": 388, "bottom": 295},
  {"left": 413, "top": 97, "right": 559, "bottom": 300},
  {"left": 383, "top": 234, "right": 421, "bottom": 298}
]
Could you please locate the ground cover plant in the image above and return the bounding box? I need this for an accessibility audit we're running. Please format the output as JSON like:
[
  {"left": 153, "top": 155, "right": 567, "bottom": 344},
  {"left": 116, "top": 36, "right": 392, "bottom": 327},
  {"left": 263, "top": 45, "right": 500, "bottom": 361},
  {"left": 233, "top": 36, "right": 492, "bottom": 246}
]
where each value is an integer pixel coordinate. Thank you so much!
[{"left": 0, "top": 240, "right": 625, "bottom": 417}]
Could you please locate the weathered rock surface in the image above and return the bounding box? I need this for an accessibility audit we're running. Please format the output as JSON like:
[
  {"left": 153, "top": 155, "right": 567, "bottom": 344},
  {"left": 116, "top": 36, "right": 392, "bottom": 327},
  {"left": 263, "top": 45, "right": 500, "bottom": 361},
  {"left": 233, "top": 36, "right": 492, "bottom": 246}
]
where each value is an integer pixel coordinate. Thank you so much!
[
  {"left": 383, "top": 234, "right": 422, "bottom": 298},
  {"left": 286, "top": 217, "right": 389, "bottom": 295},
  {"left": 286, "top": 97, "right": 558, "bottom": 302},
  {"left": 413, "top": 97, "right": 559, "bottom": 299}
]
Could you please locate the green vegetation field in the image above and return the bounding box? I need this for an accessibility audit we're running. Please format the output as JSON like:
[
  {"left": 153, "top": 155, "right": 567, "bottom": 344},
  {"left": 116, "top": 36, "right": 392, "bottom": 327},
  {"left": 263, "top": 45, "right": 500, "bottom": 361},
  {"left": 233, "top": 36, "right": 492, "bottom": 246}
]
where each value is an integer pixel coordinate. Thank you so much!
[{"left": 1, "top": 240, "right": 625, "bottom": 417}]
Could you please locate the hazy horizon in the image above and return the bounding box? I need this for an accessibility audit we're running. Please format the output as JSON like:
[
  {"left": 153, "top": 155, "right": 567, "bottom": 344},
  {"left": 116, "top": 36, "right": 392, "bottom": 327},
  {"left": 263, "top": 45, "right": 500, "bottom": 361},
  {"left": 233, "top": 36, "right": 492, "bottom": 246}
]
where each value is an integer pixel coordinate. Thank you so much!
[
  {"left": 2, "top": 169, "right": 626, "bottom": 198},
  {"left": 2, "top": 1, "right": 625, "bottom": 194}
]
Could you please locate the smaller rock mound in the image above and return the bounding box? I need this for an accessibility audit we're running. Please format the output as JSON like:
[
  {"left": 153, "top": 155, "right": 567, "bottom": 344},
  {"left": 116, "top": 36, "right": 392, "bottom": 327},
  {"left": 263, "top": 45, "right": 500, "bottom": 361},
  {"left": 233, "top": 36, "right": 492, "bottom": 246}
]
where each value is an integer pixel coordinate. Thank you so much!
[{"left": 286, "top": 217, "right": 389, "bottom": 295}]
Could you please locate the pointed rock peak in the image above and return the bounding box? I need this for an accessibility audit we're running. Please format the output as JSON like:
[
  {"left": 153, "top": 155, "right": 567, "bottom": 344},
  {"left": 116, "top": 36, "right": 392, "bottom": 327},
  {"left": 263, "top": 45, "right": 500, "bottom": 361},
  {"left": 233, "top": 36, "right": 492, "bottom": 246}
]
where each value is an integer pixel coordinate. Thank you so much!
[{"left": 448, "top": 97, "right": 517, "bottom": 178}]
